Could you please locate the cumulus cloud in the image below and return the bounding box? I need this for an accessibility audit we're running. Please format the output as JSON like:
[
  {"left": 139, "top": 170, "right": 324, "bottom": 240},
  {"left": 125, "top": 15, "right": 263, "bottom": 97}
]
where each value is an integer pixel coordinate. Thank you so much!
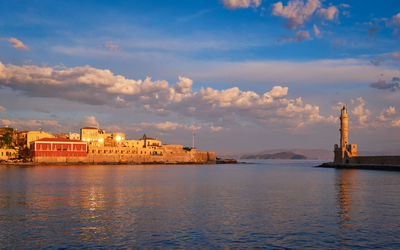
[
  {"left": 222, "top": 0, "right": 261, "bottom": 9},
  {"left": 1, "top": 37, "right": 29, "bottom": 50},
  {"left": 272, "top": 0, "right": 339, "bottom": 29},
  {"left": 272, "top": 0, "right": 321, "bottom": 29},
  {"left": 0, "top": 60, "right": 336, "bottom": 129},
  {"left": 392, "top": 119, "right": 400, "bottom": 127},
  {"left": 84, "top": 116, "right": 99, "bottom": 128},
  {"left": 0, "top": 118, "right": 60, "bottom": 130},
  {"left": 318, "top": 6, "right": 338, "bottom": 20},
  {"left": 332, "top": 101, "right": 345, "bottom": 111},
  {"left": 378, "top": 106, "right": 396, "bottom": 121},
  {"left": 392, "top": 13, "right": 400, "bottom": 28},
  {"left": 105, "top": 42, "right": 119, "bottom": 52},
  {"left": 351, "top": 97, "right": 371, "bottom": 127},
  {"left": 0, "top": 105, "right": 6, "bottom": 112}
]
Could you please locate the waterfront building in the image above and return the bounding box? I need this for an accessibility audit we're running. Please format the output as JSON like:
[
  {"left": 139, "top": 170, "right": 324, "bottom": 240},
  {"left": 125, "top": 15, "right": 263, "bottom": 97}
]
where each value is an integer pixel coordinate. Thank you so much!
[
  {"left": 68, "top": 132, "right": 81, "bottom": 140},
  {"left": 80, "top": 127, "right": 109, "bottom": 147},
  {"left": 26, "top": 131, "right": 55, "bottom": 149},
  {"left": 0, "top": 148, "right": 18, "bottom": 161},
  {"left": 30, "top": 138, "right": 87, "bottom": 162}
]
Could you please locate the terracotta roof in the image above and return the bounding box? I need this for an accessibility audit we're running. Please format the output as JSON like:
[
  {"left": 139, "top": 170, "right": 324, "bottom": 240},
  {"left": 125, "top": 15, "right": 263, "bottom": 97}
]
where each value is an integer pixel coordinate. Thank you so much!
[
  {"left": 33, "top": 138, "right": 84, "bottom": 143},
  {"left": 81, "top": 127, "right": 98, "bottom": 130}
]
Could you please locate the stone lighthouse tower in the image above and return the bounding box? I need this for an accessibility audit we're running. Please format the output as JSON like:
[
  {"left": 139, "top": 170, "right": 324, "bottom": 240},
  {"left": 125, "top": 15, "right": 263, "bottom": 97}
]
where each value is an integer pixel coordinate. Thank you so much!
[
  {"left": 340, "top": 106, "right": 349, "bottom": 157},
  {"left": 334, "top": 106, "right": 358, "bottom": 164}
]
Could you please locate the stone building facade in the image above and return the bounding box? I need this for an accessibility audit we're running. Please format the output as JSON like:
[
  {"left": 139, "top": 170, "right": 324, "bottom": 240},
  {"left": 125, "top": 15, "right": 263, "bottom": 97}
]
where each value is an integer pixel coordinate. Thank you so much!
[{"left": 31, "top": 138, "right": 87, "bottom": 163}]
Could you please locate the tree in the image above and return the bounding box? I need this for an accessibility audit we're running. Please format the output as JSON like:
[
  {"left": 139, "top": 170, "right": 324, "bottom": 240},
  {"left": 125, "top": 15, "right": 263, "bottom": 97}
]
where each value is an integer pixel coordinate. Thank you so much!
[{"left": 0, "top": 131, "right": 13, "bottom": 148}]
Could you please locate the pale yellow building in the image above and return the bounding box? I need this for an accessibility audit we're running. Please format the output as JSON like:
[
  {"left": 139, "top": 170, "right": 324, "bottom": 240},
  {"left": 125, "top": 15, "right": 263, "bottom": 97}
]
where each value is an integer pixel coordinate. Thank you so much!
[
  {"left": 80, "top": 127, "right": 126, "bottom": 147},
  {"left": 80, "top": 127, "right": 109, "bottom": 147},
  {"left": 124, "top": 139, "right": 141, "bottom": 148},
  {"left": 68, "top": 132, "right": 81, "bottom": 140},
  {"left": 27, "top": 131, "right": 55, "bottom": 149},
  {"left": 0, "top": 148, "right": 18, "bottom": 161}
]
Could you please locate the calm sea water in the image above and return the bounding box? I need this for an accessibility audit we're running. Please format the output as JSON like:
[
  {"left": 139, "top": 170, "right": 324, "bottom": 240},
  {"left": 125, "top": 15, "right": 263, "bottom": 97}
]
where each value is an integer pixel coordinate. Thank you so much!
[{"left": 0, "top": 160, "right": 399, "bottom": 248}]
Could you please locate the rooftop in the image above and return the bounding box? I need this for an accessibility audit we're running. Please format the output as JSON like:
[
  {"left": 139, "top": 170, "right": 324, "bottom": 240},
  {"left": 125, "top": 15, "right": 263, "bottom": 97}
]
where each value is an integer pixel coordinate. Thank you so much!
[
  {"left": 81, "top": 127, "right": 99, "bottom": 130},
  {"left": 33, "top": 138, "right": 84, "bottom": 143}
]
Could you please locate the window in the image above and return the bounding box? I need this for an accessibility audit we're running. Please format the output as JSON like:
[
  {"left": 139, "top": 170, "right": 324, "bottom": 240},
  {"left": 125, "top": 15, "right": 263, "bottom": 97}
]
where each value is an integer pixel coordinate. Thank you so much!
[{"left": 47, "top": 144, "right": 50, "bottom": 150}]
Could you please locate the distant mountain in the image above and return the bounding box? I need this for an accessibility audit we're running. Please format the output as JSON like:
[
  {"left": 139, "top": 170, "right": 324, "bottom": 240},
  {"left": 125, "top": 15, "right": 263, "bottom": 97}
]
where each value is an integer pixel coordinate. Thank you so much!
[
  {"left": 240, "top": 151, "right": 307, "bottom": 160},
  {"left": 217, "top": 148, "right": 333, "bottom": 160}
]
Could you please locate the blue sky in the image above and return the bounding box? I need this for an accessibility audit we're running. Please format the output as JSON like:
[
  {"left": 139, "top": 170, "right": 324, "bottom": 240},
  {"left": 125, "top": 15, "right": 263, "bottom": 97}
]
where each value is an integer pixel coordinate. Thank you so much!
[{"left": 1, "top": 0, "right": 400, "bottom": 153}]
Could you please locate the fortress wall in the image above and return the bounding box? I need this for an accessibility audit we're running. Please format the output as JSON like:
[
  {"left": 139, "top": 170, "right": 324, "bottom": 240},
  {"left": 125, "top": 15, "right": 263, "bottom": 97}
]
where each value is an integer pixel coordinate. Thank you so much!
[
  {"left": 349, "top": 156, "right": 400, "bottom": 166},
  {"left": 33, "top": 147, "right": 216, "bottom": 164}
]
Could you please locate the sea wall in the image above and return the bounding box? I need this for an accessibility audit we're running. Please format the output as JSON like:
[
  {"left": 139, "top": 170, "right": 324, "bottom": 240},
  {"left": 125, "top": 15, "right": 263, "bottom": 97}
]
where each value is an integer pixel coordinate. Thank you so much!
[
  {"left": 32, "top": 149, "right": 216, "bottom": 164},
  {"left": 349, "top": 156, "right": 400, "bottom": 166},
  {"left": 33, "top": 156, "right": 88, "bottom": 163}
]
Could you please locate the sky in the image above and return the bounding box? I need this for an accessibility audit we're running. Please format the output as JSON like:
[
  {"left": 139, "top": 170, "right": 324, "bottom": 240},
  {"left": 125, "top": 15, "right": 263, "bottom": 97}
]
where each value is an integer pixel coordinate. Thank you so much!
[{"left": 0, "top": 0, "right": 400, "bottom": 153}]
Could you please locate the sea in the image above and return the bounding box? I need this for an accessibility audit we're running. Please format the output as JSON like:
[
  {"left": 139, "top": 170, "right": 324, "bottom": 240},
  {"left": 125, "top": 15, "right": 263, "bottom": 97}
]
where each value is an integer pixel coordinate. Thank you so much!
[{"left": 0, "top": 160, "right": 399, "bottom": 248}]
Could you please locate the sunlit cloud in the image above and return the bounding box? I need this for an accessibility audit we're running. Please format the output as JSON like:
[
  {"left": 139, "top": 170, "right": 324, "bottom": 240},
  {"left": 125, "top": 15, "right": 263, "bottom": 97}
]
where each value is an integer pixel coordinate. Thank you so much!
[
  {"left": 0, "top": 105, "right": 6, "bottom": 112},
  {"left": 222, "top": 0, "right": 261, "bottom": 9},
  {"left": 272, "top": 0, "right": 339, "bottom": 29},
  {"left": 0, "top": 60, "right": 335, "bottom": 129},
  {"left": 272, "top": 0, "right": 321, "bottom": 29},
  {"left": 83, "top": 115, "right": 99, "bottom": 128},
  {"left": 318, "top": 6, "right": 338, "bottom": 20},
  {"left": 0, "top": 118, "right": 60, "bottom": 130},
  {"left": 0, "top": 37, "right": 29, "bottom": 50}
]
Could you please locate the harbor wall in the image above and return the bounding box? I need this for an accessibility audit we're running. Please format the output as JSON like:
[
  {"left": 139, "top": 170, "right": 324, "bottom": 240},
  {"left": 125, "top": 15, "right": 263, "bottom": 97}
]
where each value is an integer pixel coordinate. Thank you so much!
[
  {"left": 348, "top": 156, "right": 400, "bottom": 166},
  {"left": 32, "top": 150, "right": 216, "bottom": 164}
]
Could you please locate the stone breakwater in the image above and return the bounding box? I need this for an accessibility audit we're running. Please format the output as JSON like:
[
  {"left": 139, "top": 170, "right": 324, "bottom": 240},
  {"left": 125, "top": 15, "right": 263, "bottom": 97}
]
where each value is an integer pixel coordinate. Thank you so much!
[{"left": 316, "top": 162, "right": 400, "bottom": 171}]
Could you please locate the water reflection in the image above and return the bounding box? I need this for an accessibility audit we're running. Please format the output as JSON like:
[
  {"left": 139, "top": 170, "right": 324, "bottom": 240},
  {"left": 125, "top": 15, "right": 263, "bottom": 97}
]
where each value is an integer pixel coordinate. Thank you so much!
[{"left": 336, "top": 169, "right": 358, "bottom": 233}]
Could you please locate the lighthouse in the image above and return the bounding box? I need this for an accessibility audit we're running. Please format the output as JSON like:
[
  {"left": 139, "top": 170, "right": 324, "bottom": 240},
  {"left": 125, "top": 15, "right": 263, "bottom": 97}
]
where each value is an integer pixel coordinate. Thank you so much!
[{"left": 334, "top": 106, "right": 358, "bottom": 164}]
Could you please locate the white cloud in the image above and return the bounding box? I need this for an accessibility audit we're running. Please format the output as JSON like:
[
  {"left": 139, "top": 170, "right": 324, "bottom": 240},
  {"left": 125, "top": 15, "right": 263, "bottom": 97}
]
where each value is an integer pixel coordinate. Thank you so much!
[
  {"left": 272, "top": 0, "right": 339, "bottom": 29},
  {"left": 295, "top": 30, "right": 311, "bottom": 41},
  {"left": 393, "top": 13, "right": 400, "bottom": 29},
  {"left": 0, "top": 60, "right": 336, "bottom": 129},
  {"left": 351, "top": 97, "right": 371, "bottom": 127},
  {"left": 392, "top": 119, "right": 400, "bottom": 127},
  {"left": 378, "top": 106, "right": 396, "bottom": 121},
  {"left": 222, "top": 0, "right": 261, "bottom": 9},
  {"left": 84, "top": 116, "right": 99, "bottom": 128},
  {"left": 0, "top": 118, "right": 60, "bottom": 130},
  {"left": 0, "top": 37, "right": 29, "bottom": 50},
  {"left": 313, "top": 24, "right": 321, "bottom": 37},
  {"left": 272, "top": 0, "right": 321, "bottom": 29},
  {"left": 318, "top": 6, "right": 338, "bottom": 20}
]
